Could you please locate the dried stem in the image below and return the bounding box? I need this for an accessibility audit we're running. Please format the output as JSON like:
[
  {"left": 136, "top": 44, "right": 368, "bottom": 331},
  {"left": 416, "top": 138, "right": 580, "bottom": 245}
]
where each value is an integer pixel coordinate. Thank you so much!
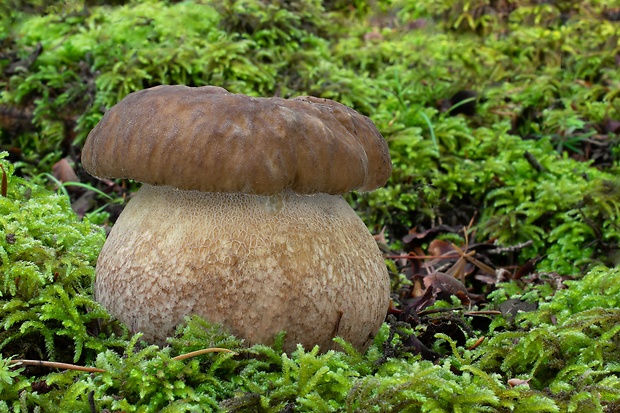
[
  {"left": 172, "top": 347, "right": 236, "bottom": 361},
  {"left": 9, "top": 359, "right": 106, "bottom": 373},
  {"left": 9, "top": 347, "right": 236, "bottom": 373}
]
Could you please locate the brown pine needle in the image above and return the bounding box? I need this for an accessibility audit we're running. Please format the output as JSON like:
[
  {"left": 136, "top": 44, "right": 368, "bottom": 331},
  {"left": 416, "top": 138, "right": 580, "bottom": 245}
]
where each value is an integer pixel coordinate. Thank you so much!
[
  {"left": 385, "top": 253, "right": 464, "bottom": 260},
  {"left": 9, "top": 359, "right": 106, "bottom": 373},
  {"left": 464, "top": 310, "right": 502, "bottom": 316},
  {"left": 173, "top": 347, "right": 236, "bottom": 361},
  {"left": 8, "top": 347, "right": 235, "bottom": 373},
  {"left": 468, "top": 336, "right": 485, "bottom": 350}
]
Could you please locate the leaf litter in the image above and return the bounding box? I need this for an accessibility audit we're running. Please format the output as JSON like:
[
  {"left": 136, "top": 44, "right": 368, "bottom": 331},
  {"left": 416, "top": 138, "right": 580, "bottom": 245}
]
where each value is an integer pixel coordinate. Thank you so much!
[{"left": 381, "top": 218, "right": 574, "bottom": 362}]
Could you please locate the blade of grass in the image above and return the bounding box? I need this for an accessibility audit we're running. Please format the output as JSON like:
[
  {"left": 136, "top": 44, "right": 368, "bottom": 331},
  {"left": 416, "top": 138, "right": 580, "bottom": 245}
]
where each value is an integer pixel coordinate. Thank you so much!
[{"left": 419, "top": 111, "right": 439, "bottom": 154}]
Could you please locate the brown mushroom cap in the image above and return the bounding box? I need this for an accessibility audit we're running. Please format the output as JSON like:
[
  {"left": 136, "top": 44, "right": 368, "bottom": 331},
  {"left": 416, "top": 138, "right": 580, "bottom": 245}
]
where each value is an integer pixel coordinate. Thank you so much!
[{"left": 82, "top": 85, "right": 391, "bottom": 195}]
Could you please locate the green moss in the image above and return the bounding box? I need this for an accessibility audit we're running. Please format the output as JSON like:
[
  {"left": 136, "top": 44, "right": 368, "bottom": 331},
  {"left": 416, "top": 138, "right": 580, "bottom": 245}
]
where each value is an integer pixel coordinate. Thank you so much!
[
  {"left": 0, "top": 152, "right": 118, "bottom": 364},
  {"left": 2, "top": 0, "right": 620, "bottom": 411},
  {"left": 478, "top": 267, "right": 620, "bottom": 410},
  {"left": 0, "top": 179, "right": 618, "bottom": 412}
]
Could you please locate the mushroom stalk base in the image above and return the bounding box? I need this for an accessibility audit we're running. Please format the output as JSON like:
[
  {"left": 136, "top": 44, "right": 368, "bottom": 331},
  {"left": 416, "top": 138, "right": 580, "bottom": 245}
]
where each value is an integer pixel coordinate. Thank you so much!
[{"left": 94, "top": 184, "right": 389, "bottom": 352}]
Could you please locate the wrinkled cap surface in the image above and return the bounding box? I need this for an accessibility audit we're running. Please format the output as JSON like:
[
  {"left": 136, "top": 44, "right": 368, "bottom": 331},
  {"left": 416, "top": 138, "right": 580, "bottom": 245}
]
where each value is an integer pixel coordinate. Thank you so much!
[{"left": 82, "top": 85, "right": 392, "bottom": 195}]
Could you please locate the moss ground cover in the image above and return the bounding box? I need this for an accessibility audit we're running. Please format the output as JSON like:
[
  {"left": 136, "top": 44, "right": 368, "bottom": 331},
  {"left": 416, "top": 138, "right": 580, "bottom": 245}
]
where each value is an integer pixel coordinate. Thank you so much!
[{"left": 1, "top": 0, "right": 620, "bottom": 411}]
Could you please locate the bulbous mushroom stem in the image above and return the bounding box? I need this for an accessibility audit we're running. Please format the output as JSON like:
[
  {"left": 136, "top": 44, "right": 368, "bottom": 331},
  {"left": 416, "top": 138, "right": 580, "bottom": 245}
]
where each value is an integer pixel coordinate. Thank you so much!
[{"left": 94, "top": 184, "right": 389, "bottom": 352}]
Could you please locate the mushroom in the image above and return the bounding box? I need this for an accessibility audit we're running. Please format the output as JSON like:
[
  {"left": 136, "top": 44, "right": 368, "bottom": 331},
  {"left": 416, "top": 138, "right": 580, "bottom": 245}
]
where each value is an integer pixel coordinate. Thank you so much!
[{"left": 82, "top": 85, "right": 392, "bottom": 352}]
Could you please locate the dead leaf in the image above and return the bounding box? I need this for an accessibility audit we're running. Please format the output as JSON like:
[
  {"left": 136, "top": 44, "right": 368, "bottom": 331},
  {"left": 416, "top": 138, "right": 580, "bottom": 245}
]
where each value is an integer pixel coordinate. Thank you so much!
[
  {"left": 428, "top": 239, "right": 458, "bottom": 257},
  {"left": 71, "top": 190, "right": 95, "bottom": 218},
  {"left": 52, "top": 158, "right": 79, "bottom": 183},
  {"left": 424, "top": 272, "right": 469, "bottom": 297},
  {"left": 499, "top": 299, "right": 537, "bottom": 321}
]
